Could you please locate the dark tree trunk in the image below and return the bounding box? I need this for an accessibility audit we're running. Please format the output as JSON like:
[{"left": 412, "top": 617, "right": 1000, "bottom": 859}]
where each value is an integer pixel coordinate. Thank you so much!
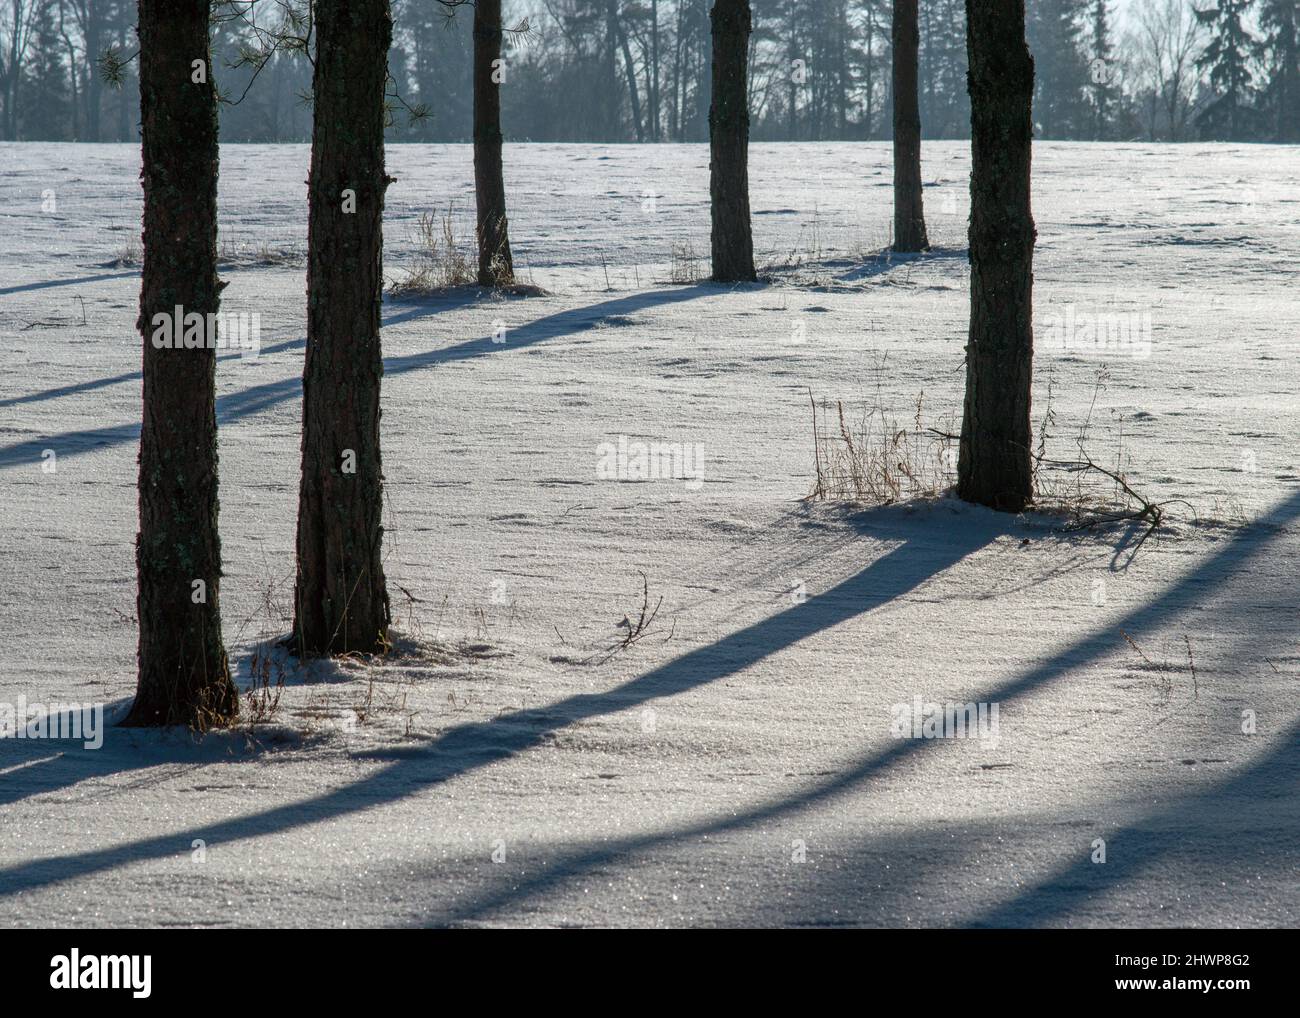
[
  {"left": 293, "top": 0, "right": 392, "bottom": 655},
  {"left": 958, "top": 0, "right": 1036, "bottom": 513},
  {"left": 125, "top": 0, "right": 237, "bottom": 728},
  {"left": 608, "top": 0, "right": 645, "bottom": 142},
  {"left": 473, "top": 0, "right": 514, "bottom": 286},
  {"left": 709, "top": 0, "right": 755, "bottom": 282},
  {"left": 891, "top": 0, "right": 928, "bottom": 251}
]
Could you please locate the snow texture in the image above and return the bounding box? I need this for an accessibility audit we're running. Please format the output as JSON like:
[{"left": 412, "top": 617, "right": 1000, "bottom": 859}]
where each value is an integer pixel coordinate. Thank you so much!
[{"left": 0, "top": 141, "right": 1297, "bottom": 927}]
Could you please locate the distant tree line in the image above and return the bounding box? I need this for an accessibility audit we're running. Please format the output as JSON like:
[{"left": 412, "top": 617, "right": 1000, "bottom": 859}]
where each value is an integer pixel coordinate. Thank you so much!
[{"left": 2, "top": 1, "right": 1299, "bottom": 143}]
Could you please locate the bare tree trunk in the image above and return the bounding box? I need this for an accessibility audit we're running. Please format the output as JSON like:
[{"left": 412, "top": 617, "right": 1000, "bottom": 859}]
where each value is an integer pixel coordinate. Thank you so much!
[
  {"left": 125, "top": 0, "right": 236, "bottom": 728},
  {"left": 608, "top": 0, "right": 645, "bottom": 141},
  {"left": 694, "top": 12, "right": 710, "bottom": 140},
  {"left": 786, "top": 1, "right": 797, "bottom": 139},
  {"left": 835, "top": 0, "right": 847, "bottom": 136},
  {"left": 957, "top": 0, "right": 1036, "bottom": 512},
  {"left": 865, "top": 9, "right": 876, "bottom": 136},
  {"left": 6, "top": 19, "right": 20, "bottom": 139},
  {"left": 892, "top": 0, "right": 928, "bottom": 251},
  {"left": 293, "top": 0, "right": 392, "bottom": 655},
  {"left": 709, "top": 0, "right": 755, "bottom": 282},
  {"left": 650, "top": 0, "right": 661, "bottom": 140},
  {"left": 613, "top": 3, "right": 644, "bottom": 141},
  {"left": 671, "top": 0, "right": 684, "bottom": 139},
  {"left": 84, "top": 4, "right": 100, "bottom": 141},
  {"left": 473, "top": 0, "right": 514, "bottom": 286},
  {"left": 58, "top": 6, "right": 80, "bottom": 141},
  {"left": 116, "top": 14, "right": 131, "bottom": 140},
  {"left": 601, "top": 0, "right": 620, "bottom": 135}
]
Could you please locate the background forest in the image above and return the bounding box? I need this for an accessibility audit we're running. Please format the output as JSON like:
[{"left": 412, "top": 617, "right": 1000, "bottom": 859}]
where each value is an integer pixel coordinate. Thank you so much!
[{"left": 1, "top": 1, "right": 1298, "bottom": 145}]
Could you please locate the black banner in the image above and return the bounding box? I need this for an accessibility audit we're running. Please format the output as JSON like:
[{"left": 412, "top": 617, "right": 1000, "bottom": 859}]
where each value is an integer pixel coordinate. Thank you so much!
[{"left": 0, "top": 928, "right": 1287, "bottom": 1004}]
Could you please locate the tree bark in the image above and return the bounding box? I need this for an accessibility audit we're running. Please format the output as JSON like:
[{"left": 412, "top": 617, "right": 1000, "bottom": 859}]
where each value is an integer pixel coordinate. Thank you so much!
[
  {"left": 958, "top": 0, "right": 1036, "bottom": 512},
  {"left": 125, "top": 0, "right": 237, "bottom": 727},
  {"left": 891, "top": 0, "right": 928, "bottom": 251},
  {"left": 709, "top": 0, "right": 755, "bottom": 282},
  {"left": 473, "top": 0, "right": 514, "bottom": 286},
  {"left": 293, "top": 0, "right": 392, "bottom": 655}
]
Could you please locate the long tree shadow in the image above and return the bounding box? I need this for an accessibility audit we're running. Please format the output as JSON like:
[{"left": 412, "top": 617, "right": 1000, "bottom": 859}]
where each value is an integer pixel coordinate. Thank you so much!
[
  {"left": 0, "top": 271, "right": 139, "bottom": 298},
  {"left": 960, "top": 717, "right": 1300, "bottom": 928},
  {"left": 0, "top": 698, "right": 312, "bottom": 813},
  {"left": 0, "top": 505, "right": 1001, "bottom": 896},
  {"left": 547, "top": 537, "right": 1300, "bottom": 928},
  {"left": 419, "top": 489, "right": 1300, "bottom": 926},
  {"left": 624, "top": 705, "right": 1299, "bottom": 927},
  {"left": 379, "top": 283, "right": 718, "bottom": 368},
  {"left": 0, "top": 338, "right": 305, "bottom": 412},
  {"left": 0, "top": 286, "right": 715, "bottom": 471},
  {"left": 833, "top": 245, "right": 967, "bottom": 284},
  {"left": 3, "top": 494, "right": 1296, "bottom": 913}
]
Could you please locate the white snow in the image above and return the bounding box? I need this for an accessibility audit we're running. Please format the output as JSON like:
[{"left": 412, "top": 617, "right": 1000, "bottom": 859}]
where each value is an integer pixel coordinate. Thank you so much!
[{"left": 0, "top": 140, "right": 1297, "bottom": 927}]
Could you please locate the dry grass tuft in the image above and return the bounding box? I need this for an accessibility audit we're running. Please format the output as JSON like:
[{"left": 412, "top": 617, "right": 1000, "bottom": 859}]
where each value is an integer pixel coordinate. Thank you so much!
[
  {"left": 807, "top": 384, "right": 957, "bottom": 505},
  {"left": 667, "top": 240, "right": 702, "bottom": 284},
  {"left": 388, "top": 207, "right": 476, "bottom": 296}
]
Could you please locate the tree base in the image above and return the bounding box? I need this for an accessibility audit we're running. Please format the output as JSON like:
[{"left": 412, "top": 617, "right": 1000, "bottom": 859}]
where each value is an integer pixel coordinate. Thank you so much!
[{"left": 120, "top": 676, "right": 239, "bottom": 731}]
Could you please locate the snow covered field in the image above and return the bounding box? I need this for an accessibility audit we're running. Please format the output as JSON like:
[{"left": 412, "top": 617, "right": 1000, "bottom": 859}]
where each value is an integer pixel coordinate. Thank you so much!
[{"left": 0, "top": 140, "right": 1297, "bottom": 927}]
